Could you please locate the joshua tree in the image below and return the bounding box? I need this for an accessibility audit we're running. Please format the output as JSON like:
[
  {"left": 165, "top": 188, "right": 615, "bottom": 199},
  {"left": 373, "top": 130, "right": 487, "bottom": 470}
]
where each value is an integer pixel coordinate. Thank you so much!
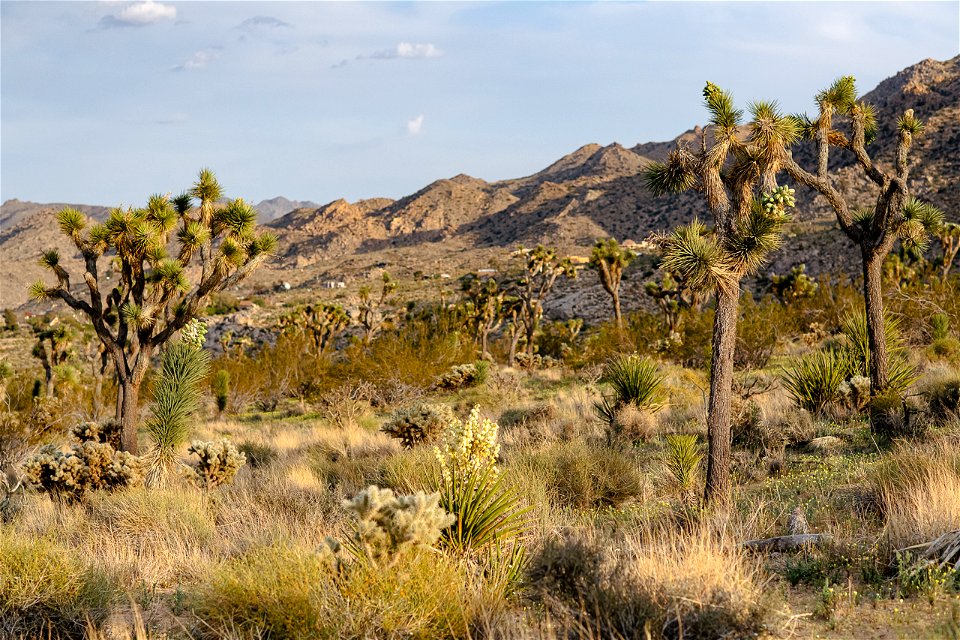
[
  {"left": 644, "top": 83, "right": 798, "bottom": 505},
  {"left": 357, "top": 272, "right": 396, "bottom": 344},
  {"left": 460, "top": 274, "right": 505, "bottom": 359},
  {"left": 644, "top": 270, "right": 708, "bottom": 336},
  {"left": 589, "top": 238, "right": 636, "bottom": 329},
  {"left": 783, "top": 76, "right": 945, "bottom": 398},
  {"left": 278, "top": 303, "right": 350, "bottom": 358},
  {"left": 30, "top": 318, "right": 74, "bottom": 397},
  {"left": 30, "top": 169, "right": 276, "bottom": 453},
  {"left": 506, "top": 245, "right": 577, "bottom": 361}
]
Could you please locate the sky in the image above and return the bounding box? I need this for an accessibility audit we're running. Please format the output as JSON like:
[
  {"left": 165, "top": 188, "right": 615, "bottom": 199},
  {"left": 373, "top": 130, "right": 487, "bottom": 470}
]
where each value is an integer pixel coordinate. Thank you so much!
[{"left": 2, "top": 1, "right": 958, "bottom": 208}]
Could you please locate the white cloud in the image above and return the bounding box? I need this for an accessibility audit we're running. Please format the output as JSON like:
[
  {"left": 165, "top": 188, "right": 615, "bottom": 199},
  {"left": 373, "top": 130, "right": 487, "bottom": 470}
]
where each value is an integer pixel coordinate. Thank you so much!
[
  {"left": 236, "top": 16, "right": 293, "bottom": 32},
  {"left": 406, "top": 114, "right": 425, "bottom": 136},
  {"left": 101, "top": 1, "right": 176, "bottom": 28},
  {"left": 172, "top": 47, "right": 222, "bottom": 71},
  {"left": 373, "top": 42, "right": 442, "bottom": 60}
]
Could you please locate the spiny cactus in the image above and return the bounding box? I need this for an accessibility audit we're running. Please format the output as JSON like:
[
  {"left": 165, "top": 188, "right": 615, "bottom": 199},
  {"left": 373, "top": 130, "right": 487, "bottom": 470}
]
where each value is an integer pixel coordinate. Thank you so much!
[
  {"left": 337, "top": 485, "right": 455, "bottom": 566},
  {"left": 768, "top": 264, "right": 818, "bottom": 304},
  {"left": 381, "top": 402, "right": 455, "bottom": 448},
  {"left": 23, "top": 440, "right": 144, "bottom": 503},
  {"left": 434, "top": 362, "right": 488, "bottom": 390},
  {"left": 188, "top": 439, "right": 246, "bottom": 489}
]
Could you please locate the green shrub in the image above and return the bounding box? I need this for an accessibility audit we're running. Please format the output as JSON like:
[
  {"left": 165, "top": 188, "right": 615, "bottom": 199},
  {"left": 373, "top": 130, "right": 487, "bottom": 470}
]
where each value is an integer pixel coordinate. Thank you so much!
[
  {"left": 237, "top": 440, "right": 279, "bottom": 468},
  {"left": 0, "top": 534, "right": 116, "bottom": 636},
  {"left": 434, "top": 362, "right": 487, "bottom": 389},
  {"left": 380, "top": 402, "right": 455, "bottom": 448},
  {"left": 188, "top": 440, "right": 246, "bottom": 488},
  {"left": 841, "top": 311, "right": 918, "bottom": 395},
  {"left": 594, "top": 354, "right": 664, "bottom": 427},
  {"left": 928, "top": 376, "right": 960, "bottom": 424}
]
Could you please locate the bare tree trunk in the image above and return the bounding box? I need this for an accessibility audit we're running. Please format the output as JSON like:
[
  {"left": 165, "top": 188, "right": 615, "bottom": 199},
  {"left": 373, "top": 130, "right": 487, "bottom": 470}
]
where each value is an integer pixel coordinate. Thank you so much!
[
  {"left": 613, "top": 291, "right": 623, "bottom": 330},
  {"left": 863, "top": 248, "right": 890, "bottom": 394},
  {"left": 704, "top": 287, "right": 739, "bottom": 507},
  {"left": 508, "top": 327, "right": 521, "bottom": 365},
  {"left": 44, "top": 367, "right": 55, "bottom": 398}
]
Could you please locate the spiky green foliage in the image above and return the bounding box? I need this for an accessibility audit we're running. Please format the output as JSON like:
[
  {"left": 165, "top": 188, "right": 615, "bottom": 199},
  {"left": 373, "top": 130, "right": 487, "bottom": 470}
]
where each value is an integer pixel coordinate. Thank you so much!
[
  {"left": 644, "top": 151, "right": 697, "bottom": 196},
  {"left": 781, "top": 350, "right": 849, "bottom": 415},
  {"left": 278, "top": 303, "right": 351, "bottom": 358},
  {"left": 382, "top": 403, "right": 455, "bottom": 449},
  {"left": 594, "top": 354, "right": 664, "bottom": 426},
  {"left": 816, "top": 76, "right": 857, "bottom": 115},
  {"left": 899, "top": 198, "right": 945, "bottom": 251},
  {"left": 768, "top": 264, "right": 818, "bottom": 303},
  {"left": 144, "top": 336, "right": 211, "bottom": 487},
  {"left": 703, "top": 81, "right": 743, "bottom": 131},
  {"left": 898, "top": 110, "right": 924, "bottom": 136},
  {"left": 665, "top": 434, "right": 703, "bottom": 494},
  {"left": 659, "top": 220, "right": 736, "bottom": 293}
]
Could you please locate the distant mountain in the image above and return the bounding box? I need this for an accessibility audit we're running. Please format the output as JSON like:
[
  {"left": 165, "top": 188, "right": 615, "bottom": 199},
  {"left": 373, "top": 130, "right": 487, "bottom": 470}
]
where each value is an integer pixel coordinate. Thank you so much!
[
  {"left": 3, "top": 55, "right": 957, "bottom": 311},
  {"left": 254, "top": 197, "right": 320, "bottom": 223},
  {"left": 1, "top": 199, "right": 110, "bottom": 230}
]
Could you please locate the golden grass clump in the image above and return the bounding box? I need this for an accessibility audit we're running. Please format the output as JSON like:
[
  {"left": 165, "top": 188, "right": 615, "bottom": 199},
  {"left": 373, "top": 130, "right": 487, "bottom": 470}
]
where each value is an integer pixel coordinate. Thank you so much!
[{"left": 875, "top": 439, "right": 960, "bottom": 548}]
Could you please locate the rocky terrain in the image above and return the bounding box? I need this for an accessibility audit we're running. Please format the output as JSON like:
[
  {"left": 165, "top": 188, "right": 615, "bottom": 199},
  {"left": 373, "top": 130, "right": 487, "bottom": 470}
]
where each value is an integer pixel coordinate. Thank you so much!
[{"left": 2, "top": 56, "right": 957, "bottom": 317}]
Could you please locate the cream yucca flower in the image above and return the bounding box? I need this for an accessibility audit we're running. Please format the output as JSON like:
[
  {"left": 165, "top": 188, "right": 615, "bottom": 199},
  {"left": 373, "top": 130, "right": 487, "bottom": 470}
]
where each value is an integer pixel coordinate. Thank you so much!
[{"left": 434, "top": 405, "right": 501, "bottom": 481}]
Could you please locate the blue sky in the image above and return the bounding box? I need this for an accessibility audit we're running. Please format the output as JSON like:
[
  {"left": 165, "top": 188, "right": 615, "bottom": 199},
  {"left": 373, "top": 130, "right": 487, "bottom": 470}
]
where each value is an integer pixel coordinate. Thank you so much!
[{"left": 2, "top": 1, "right": 958, "bottom": 207}]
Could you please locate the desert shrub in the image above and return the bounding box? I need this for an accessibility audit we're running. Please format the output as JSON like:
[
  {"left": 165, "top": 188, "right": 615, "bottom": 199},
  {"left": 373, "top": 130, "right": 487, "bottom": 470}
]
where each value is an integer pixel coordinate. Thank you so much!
[
  {"left": 927, "top": 376, "right": 960, "bottom": 425},
  {"left": 869, "top": 391, "right": 927, "bottom": 441},
  {"left": 212, "top": 369, "right": 230, "bottom": 414},
  {"left": 536, "top": 319, "right": 584, "bottom": 361},
  {"left": 144, "top": 322, "right": 211, "bottom": 488},
  {"left": 237, "top": 440, "right": 278, "bottom": 469},
  {"left": 874, "top": 441, "right": 960, "bottom": 549},
  {"left": 0, "top": 397, "right": 66, "bottom": 468},
  {"left": 193, "top": 540, "right": 479, "bottom": 639},
  {"left": 24, "top": 441, "right": 144, "bottom": 504},
  {"left": 526, "top": 531, "right": 605, "bottom": 602},
  {"left": 520, "top": 441, "right": 647, "bottom": 508},
  {"left": 611, "top": 403, "right": 658, "bottom": 444},
  {"left": 594, "top": 354, "right": 664, "bottom": 430},
  {"left": 735, "top": 294, "right": 782, "bottom": 369},
  {"left": 0, "top": 534, "right": 117, "bottom": 636},
  {"left": 767, "top": 406, "right": 816, "bottom": 447},
  {"left": 188, "top": 440, "right": 246, "bottom": 489},
  {"left": 529, "top": 528, "right": 770, "bottom": 640},
  {"left": 730, "top": 400, "right": 778, "bottom": 452},
  {"left": 782, "top": 349, "right": 849, "bottom": 415},
  {"left": 381, "top": 402, "right": 455, "bottom": 448},
  {"left": 204, "top": 292, "right": 241, "bottom": 316},
  {"left": 318, "top": 383, "right": 374, "bottom": 429}
]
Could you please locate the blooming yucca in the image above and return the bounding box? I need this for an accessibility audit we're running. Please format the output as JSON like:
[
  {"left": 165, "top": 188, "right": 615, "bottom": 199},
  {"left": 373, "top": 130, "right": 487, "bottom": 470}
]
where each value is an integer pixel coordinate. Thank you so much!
[{"left": 434, "top": 405, "right": 501, "bottom": 481}]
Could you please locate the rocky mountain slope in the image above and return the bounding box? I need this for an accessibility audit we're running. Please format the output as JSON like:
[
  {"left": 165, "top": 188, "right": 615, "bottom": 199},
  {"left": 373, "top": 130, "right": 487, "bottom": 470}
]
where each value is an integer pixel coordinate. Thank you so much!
[{"left": 2, "top": 56, "right": 957, "bottom": 312}]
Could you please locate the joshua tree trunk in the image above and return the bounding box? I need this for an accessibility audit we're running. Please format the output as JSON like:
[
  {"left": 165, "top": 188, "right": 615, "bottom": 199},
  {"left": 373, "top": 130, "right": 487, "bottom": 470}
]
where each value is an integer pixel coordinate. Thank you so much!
[
  {"left": 612, "top": 292, "right": 623, "bottom": 329},
  {"left": 118, "top": 378, "right": 141, "bottom": 453},
  {"left": 704, "top": 287, "right": 739, "bottom": 506},
  {"left": 862, "top": 246, "right": 891, "bottom": 393}
]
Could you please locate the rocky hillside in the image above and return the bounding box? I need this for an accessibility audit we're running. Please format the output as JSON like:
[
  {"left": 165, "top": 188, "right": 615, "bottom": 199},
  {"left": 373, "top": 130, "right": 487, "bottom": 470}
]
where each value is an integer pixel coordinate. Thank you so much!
[{"left": 2, "top": 56, "right": 957, "bottom": 311}]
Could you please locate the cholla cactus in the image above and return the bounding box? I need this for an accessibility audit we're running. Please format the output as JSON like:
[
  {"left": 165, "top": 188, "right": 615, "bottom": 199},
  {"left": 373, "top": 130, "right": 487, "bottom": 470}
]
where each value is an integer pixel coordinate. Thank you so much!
[
  {"left": 180, "top": 319, "right": 208, "bottom": 350},
  {"left": 434, "top": 405, "right": 501, "bottom": 482},
  {"left": 381, "top": 403, "right": 455, "bottom": 448},
  {"left": 23, "top": 441, "right": 144, "bottom": 503},
  {"left": 434, "top": 363, "right": 487, "bottom": 390},
  {"left": 188, "top": 439, "right": 246, "bottom": 488},
  {"left": 72, "top": 420, "right": 122, "bottom": 450},
  {"left": 341, "top": 485, "right": 454, "bottom": 565}
]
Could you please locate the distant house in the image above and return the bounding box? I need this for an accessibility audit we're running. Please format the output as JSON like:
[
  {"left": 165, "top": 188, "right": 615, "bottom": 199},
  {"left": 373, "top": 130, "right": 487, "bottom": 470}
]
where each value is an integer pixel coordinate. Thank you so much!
[
  {"left": 567, "top": 255, "right": 590, "bottom": 265},
  {"left": 321, "top": 280, "right": 346, "bottom": 289},
  {"left": 477, "top": 268, "right": 497, "bottom": 277}
]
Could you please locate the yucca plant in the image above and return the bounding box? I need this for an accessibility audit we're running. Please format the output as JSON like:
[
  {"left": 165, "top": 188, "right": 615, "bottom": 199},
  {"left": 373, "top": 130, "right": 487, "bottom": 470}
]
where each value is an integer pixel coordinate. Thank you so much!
[
  {"left": 665, "top": 434, "right": 703, "bottom": 502},
  {"left": 594, "top": 354, "right": 664, "bottom": 426},
  {"left": 437, "top": 466, "right": 528, "bottom": 553},
  {"left": 840, "top": 311, "right": 918, "bottom": 395},
  {"left": 144, "top": 325, "right": 210, "bottom": 488},
  {"left": 781, "top": 350, "right": 850, "bottom": 415}
]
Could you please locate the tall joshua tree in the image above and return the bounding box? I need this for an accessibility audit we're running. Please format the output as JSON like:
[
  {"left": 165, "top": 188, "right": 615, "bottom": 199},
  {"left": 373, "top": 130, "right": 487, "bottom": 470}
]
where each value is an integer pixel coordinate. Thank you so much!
[
  {"left": 30, "top": 318, "right": 75, "bottom": 397},
  {"left": 589, "top": 238, "right": 636, "bottom": 329},
  {"left": 783, "top": 76, "right": 944, "bottom": 398},
  {"left": 30, "top": 169, "right": 276, "bottom": 453},
  {"left": 278, "top": 303, "right": 351, "bottom": 359},
  {"left": 357, "top": 272, "right": 397, "bottom": 344},
  {"left": 460, "top": 274, "right": 505, "bottom": 359},
  {"left": 644, "top": 83, "right": 798, "bottom": 505}
]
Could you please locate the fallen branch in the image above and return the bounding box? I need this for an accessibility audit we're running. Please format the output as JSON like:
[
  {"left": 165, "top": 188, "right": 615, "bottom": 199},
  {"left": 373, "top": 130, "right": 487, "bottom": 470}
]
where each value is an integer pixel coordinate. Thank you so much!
[{"left": 742, "top": 533, "right": 832, "bottom": 552}]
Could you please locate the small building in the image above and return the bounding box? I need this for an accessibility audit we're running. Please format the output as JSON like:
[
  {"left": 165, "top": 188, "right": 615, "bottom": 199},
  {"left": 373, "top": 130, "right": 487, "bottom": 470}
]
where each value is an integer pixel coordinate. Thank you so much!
[
  {"left": 477, "top": 268, "right": 498, "bottom": 277},
  {"left": 321, "top": 280, "right": 346, "bottom": 289}
]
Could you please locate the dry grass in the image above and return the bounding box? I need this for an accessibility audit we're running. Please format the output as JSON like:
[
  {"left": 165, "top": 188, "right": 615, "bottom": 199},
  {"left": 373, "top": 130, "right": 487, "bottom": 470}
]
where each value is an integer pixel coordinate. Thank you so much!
[{"left": 876, "top": 439, "right": 960, "bottom": 548}]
